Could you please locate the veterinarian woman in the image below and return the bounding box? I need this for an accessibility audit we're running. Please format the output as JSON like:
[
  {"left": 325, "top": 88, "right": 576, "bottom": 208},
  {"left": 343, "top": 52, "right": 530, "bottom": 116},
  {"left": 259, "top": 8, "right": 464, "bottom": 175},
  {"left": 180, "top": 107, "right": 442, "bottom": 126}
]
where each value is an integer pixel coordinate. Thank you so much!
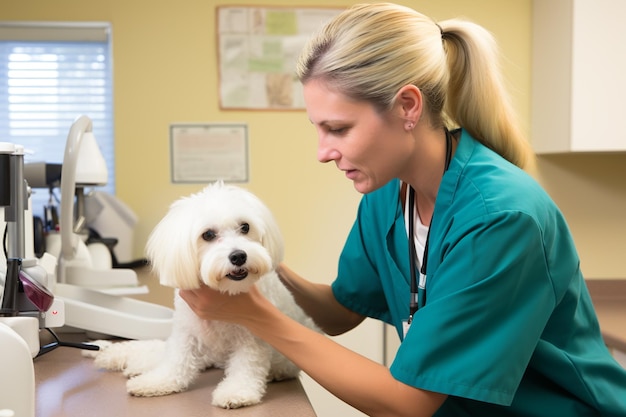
[{"left": 180, "top": 3, "right": 626, "bottom": 416}]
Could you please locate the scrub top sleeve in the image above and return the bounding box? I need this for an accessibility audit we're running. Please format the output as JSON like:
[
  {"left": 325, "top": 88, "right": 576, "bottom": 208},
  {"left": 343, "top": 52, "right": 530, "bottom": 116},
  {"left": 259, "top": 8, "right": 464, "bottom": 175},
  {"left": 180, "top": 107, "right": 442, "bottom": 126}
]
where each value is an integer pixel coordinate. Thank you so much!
[
  {"left": 332, "top": 196, "right": 392, "bottom": 322},
  {"left": 391, "top": 211, "right": 556, "bottom": 406}
]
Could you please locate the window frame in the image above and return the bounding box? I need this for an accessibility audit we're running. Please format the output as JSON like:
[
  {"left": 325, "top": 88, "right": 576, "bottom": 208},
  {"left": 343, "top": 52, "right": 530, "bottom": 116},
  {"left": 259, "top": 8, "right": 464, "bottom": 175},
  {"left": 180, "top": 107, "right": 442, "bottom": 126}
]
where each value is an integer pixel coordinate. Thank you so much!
[{"left": 0, "top": 21, "right": 115, "bottom": 218}]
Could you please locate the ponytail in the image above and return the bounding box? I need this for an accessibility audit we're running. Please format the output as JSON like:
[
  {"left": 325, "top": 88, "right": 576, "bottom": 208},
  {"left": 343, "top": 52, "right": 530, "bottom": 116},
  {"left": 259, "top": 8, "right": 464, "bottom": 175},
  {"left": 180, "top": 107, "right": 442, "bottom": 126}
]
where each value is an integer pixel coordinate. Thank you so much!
[{"left": 440, "top": 19, "right": 535, "bottom": 169}]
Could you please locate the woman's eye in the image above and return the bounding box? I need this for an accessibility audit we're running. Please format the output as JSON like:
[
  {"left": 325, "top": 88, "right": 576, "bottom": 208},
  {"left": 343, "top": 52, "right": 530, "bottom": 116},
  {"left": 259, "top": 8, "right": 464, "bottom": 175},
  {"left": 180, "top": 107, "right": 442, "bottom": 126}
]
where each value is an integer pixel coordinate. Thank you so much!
[
  {"left": 202, "top": 230, "right": 217, "bottom": 241},
  {"left": 240, "top": 223, "right": 250, "bottom": 234},
  {"left": 329, "top": 126, "right": 348, "bottom": 135}
]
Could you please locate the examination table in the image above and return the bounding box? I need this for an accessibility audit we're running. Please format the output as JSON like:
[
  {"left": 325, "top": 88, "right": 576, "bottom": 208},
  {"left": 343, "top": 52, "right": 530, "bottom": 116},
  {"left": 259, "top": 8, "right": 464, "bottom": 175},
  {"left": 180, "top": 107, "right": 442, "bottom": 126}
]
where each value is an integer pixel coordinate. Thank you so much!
[{"left": 34, "top": 332, "right": 316, "bottom": 417}]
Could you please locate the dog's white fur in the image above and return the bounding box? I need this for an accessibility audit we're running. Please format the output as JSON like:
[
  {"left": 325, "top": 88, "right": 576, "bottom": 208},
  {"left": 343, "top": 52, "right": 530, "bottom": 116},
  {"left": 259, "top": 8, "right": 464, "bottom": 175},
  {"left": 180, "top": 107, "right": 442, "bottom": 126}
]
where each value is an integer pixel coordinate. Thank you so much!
[{"left": 83, "top": 182, "right": 318, "bottom": 409}]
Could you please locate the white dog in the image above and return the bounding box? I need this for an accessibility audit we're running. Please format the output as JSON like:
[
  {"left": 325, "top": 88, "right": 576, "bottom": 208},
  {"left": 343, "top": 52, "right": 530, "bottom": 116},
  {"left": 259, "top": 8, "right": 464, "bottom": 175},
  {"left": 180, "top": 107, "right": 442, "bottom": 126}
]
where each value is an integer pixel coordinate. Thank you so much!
[{"left": 84, "top": 182, "right": 318, "bottom": 409}]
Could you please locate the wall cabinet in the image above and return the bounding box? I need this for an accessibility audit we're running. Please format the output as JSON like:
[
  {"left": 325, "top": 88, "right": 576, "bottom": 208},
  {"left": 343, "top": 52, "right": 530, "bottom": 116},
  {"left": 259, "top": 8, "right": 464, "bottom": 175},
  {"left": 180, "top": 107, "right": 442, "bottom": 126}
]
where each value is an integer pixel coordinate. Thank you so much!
[{"left": 531, "top": 0, "right": 626, "bottom": 153}]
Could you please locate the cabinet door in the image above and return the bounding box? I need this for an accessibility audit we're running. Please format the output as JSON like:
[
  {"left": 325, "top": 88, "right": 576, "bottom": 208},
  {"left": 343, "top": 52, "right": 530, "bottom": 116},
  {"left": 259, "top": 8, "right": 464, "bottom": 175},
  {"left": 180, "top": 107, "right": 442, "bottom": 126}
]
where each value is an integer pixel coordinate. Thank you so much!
[{"left": 532, "top": 0, "right": 626, "bottom": 153}]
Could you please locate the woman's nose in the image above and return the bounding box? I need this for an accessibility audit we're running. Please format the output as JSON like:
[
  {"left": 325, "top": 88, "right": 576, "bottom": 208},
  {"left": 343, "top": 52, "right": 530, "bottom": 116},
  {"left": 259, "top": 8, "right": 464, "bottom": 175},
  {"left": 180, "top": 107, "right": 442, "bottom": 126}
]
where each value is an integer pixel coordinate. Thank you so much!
[{"left": 317, "top": 136, "right": 340, "bottom": 163}]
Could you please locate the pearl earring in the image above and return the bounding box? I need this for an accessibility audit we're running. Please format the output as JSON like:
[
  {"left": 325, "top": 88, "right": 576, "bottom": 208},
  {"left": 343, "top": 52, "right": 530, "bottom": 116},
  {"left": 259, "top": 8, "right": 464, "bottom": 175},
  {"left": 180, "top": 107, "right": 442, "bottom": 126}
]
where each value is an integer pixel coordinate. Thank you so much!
[{"left": 407, "top": 122, "right": 414, "bottom": 130}]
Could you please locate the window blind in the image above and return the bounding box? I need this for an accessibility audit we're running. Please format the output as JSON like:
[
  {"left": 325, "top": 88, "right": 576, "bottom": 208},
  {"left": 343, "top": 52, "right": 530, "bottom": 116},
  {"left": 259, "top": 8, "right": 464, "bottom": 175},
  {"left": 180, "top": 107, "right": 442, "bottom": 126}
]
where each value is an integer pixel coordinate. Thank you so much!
[{"left": 0, "top": 22, "right": 114, "bottom": 218}]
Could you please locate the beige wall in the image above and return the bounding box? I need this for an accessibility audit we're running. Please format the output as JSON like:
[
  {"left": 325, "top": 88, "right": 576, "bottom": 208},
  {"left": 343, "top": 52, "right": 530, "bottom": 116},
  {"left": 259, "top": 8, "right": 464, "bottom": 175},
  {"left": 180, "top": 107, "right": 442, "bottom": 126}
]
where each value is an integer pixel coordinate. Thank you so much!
[{"left": 2, "top": 0, "right": 624, "bottom": 286}]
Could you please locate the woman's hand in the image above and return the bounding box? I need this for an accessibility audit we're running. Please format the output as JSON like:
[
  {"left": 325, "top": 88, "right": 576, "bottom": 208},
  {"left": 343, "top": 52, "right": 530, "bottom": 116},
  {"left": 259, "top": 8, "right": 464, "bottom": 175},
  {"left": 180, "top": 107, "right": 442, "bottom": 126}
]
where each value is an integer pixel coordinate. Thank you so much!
[{"left": 179, "top": 285, "right": 264, "bottom": 325}]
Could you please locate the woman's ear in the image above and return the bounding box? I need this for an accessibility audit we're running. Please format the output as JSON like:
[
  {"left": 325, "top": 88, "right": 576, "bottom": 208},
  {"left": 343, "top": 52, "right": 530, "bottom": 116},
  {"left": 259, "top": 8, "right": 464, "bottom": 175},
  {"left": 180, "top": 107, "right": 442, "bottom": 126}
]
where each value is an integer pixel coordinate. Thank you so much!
[{"left": 396, "top": 84, "right": 423, "bottom": 128}]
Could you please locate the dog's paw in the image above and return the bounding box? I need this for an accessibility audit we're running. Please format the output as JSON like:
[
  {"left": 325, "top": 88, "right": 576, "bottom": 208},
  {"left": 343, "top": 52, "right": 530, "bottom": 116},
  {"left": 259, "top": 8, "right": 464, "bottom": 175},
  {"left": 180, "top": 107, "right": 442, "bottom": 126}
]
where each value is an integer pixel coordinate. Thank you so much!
[
  {"left": 126, "top": 370, "right": 188, "bottom": 397},
  {"left": 211, "top": 380, "right": 265, "bottom": 409},
  {"left": 86, "top": 339, "right": 165, "bottom": 375},
  {"left": 121, "top": 361, "right": 148, "bottom": 378}
]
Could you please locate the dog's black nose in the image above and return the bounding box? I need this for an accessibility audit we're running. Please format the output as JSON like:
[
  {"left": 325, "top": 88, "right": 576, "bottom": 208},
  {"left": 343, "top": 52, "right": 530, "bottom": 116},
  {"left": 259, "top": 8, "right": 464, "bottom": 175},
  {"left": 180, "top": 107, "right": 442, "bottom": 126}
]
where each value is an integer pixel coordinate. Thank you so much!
[{"left": 229, "top": 250, "right": 247, "bottom": 266}]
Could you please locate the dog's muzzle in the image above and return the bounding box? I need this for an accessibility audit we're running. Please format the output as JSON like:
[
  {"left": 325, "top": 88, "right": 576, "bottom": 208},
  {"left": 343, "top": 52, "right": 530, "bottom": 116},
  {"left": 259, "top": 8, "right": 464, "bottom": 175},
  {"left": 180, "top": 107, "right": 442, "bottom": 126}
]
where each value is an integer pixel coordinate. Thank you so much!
[{"left": 226, "top": 250, "right": 249, "bottom": 281}]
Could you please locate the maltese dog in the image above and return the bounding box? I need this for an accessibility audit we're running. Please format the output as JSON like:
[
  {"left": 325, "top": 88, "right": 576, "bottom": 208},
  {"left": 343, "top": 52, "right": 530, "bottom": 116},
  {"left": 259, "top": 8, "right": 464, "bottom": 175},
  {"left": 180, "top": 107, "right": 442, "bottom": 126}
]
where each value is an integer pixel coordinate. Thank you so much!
[{"left": 84, "top": 181, "right": 318, "bottom": 409}]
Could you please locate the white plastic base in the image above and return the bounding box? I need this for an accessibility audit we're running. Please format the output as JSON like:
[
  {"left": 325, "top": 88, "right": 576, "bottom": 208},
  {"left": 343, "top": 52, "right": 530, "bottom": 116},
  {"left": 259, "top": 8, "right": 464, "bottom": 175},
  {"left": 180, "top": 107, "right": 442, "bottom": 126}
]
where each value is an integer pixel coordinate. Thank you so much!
[
  {"left": 55, "top": 283, "right": 173, "bottom": 340},
  {"left": 0, "top": 316, "right": 39, "bottom": 357},
  {"left": 47, "top": 233, "right": 147, "bottom": 296},
  {"left": 63, "top": 265, "right": 145, "bottom": 291},
  {"left": 0, "top": 321, "right": 35, "bottom": 417}
]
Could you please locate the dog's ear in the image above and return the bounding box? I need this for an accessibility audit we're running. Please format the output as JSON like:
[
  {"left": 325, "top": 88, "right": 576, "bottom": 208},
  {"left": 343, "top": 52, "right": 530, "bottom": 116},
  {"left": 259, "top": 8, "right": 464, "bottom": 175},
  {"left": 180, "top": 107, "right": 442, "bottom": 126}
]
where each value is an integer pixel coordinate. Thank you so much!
[
  {"left": 250, "top": 195, "right": 284, "bottom": 268},
  {"left": 260, "top": 213, "right": 284, "bottom": 268},
  {"left": 146, "top": 199, "right": 201, "bottom": 289}
]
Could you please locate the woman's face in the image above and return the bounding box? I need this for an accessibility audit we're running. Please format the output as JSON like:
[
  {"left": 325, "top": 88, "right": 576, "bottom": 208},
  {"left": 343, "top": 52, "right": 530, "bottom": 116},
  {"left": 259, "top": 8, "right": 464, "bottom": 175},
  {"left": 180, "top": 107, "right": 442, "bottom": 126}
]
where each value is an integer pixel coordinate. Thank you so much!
[{"left": 303, "top": 79, "right": 413, "bottom": 194}]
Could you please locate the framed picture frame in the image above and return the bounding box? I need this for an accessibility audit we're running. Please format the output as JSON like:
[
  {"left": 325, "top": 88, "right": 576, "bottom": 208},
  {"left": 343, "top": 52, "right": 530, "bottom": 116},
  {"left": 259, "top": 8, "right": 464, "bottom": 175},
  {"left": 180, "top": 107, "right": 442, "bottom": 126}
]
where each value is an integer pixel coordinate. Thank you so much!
[
  {"left": 170, "top": 123, "right": 249, "bottom": 183},
  {"left": 217, "top": 5, "right": 342, "bottom": 110}
]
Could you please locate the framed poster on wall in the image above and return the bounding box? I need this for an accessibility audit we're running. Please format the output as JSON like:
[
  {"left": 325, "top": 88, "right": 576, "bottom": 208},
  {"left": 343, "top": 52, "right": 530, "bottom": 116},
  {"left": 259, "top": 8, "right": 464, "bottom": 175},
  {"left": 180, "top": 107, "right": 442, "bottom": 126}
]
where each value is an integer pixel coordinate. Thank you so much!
[
  {"left": 217, "top": 6, "right": 342, "bottom": 110},
  {"left": 170, "top": 123, "right": 248, "bottom": 183}
]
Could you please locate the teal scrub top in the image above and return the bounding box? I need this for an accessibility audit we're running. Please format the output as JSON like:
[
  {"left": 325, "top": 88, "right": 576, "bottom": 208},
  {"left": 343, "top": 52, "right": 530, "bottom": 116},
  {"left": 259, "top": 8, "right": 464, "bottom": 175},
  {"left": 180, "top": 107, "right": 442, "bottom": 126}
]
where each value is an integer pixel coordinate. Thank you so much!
[{"left": 331, "top": 130, "right": 626, "bottom": 416}]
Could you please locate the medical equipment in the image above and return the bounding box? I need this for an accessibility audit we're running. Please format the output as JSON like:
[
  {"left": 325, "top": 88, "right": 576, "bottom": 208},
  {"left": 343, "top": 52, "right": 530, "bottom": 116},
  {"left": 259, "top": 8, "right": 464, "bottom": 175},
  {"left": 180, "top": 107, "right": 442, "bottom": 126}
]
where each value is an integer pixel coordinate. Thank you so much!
[
  {"left": 48, "top": 115, "right": 173, "bottom": 339},
  {"left": 83, "top": 190, "right": 146, "bottom": 268},
  {"left": 52, "top": 115, "right": 141, "bottom": 291},
  {"left": 0, "top": 141, "right": 53, "bottom": 343},
  {"left": 0, "top": 119, "right": 172, "bottom": 417},
  {"left": 2, "top": 116, "right": 173, "bottom": 341},
  {"left": 1, "top": 142, "right": 41, "bottom": 417}
]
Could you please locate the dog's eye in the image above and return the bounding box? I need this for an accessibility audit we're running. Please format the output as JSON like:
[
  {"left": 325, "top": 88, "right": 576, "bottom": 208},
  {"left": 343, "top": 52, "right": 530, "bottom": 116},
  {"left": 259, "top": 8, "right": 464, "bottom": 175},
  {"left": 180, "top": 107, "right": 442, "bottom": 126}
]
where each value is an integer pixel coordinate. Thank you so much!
[
  {"left": 202, "top": 230, "right": 217, "bottom": 241},
  {"left": 240, "top": 223, "right": 249, "bottom": 234}
]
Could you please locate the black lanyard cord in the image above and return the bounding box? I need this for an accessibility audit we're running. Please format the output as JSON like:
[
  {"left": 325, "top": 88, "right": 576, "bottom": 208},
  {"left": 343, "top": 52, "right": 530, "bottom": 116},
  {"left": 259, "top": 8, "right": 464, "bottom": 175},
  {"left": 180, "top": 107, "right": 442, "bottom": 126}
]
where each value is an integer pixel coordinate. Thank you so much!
[
  {"left": 408, "top": 186, "right": 419, "bottom": 319},
  {"left": 407, "top": 128, "right": 453, "bottom": 322}
]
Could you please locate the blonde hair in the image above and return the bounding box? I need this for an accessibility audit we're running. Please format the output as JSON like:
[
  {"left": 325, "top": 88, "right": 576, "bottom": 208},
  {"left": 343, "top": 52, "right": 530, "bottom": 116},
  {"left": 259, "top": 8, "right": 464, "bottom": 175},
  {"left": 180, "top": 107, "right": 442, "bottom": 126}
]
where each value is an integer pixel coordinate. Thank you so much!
[{"left": 296, "top": 3, "right": 534, "bottom": 169}]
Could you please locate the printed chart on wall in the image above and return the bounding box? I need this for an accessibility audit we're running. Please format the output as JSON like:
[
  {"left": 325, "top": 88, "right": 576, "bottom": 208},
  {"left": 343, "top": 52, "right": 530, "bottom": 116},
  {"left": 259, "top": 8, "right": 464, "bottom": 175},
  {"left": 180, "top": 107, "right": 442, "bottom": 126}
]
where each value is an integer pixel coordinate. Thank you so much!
[
  {"left": 170, "top": 123, "right": 248, "bottom": 183},
  {"left": 217, "top": 6, "right": 343, "bottom": 110}
]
